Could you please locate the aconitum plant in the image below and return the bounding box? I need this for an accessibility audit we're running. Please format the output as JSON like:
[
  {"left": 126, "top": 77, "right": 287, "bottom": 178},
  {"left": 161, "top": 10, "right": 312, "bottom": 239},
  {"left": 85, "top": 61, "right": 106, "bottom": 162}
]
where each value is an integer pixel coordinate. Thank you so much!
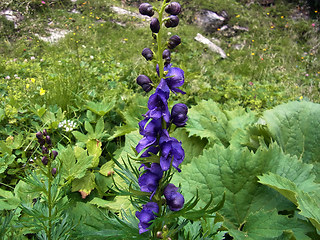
[{"left": 135, "top": 0, "right": 186, "bottom": 235}]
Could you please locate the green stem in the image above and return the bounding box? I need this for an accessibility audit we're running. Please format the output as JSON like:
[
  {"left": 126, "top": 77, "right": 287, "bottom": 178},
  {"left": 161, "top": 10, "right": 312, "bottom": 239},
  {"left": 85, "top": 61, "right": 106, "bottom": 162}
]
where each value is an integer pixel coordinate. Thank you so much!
[
  {"left": 157, "top": 1, "right": 169, "bottom": 82},
  {"left": 47, "top": 156, "right": 53, "bottom": 240}
]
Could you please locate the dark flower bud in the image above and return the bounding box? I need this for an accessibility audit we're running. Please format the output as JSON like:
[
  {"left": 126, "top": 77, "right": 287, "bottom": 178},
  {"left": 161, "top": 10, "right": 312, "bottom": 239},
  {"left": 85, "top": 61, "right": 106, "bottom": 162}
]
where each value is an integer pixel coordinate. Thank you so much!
[
  {"left": 41, "top": 156, "right": 48, "bottom": 165},
  {"left": 163, "top": 183, "right": 184, "bottom": 211},
  {"left": 162, "top": 49, "right": 171, "bottom": 59},
  {"left": 52, "top": 168, "right": 57, "bottom": 176},
  {"left": 139, "top": 3, "right": 154, "bottom": 17},
  {"left": 150, "top": 18, "right": 160, "bottom": 33},
  {"left": 137, "top": 75, "right": 153, "bottom": 92},
  {"left": 51, "top": 150, "right": 58, "bottom": 160},
  {"left": 165, "top": 2, "right": 181, "bottom": 15},
  {"left": 42, "top": 146, "right": 49, "bottom": 154},
  {"left": 164, "top": 57, "right": 171, "bottom": 66},
  {"left": 43, "top": 129, "right": 48, "bottom": 136},
  {"left": 142, "top": 48, "right": 153, "bottom": 61},
  {"left": 165, "top": 15, "right": 179, "bottom": 28},
  {"left": 171, "top": 103, "right": 188, "bottom": 127},
  {"left": 167, "top": 35, "right": 181, "bottom": 49},
  {"left": 45, "top": 135, "right": 51, "bottom": 145},
  {"left": 36, "top": 131, "right": 43, "bottom": 140}
]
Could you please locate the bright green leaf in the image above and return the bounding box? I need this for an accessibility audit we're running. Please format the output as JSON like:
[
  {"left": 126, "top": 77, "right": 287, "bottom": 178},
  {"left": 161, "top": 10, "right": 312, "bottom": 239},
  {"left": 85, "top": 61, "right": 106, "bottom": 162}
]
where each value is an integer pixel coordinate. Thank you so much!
[{"left": 72, "top": 171, "right": 96, "bottom": 196}]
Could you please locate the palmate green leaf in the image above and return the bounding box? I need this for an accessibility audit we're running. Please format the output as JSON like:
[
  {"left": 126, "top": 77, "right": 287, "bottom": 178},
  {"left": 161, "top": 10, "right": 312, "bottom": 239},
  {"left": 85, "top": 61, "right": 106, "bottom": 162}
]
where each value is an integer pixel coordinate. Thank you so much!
[
  {"left": 109, "top": 95, "right": 147, "bottom": 140},
  {"left": 226, "top": 209, "right": 315, "bottom": 240},
  {"left": 171, "top": 128, "right": 208, "bottom": 165},
  {"left": 186, "top": 99, "right": 256, "bottom": 146},
  {"left": 71, "top": 171, "right": 96, "bottom": 196},
  {"left": 86, "top": 98, "right": 115, "bottom": 116},
  {"left": 59, "top": 145, "right": 93, "bottom": 181},
  {"left": 258, "top": 173, "right": 320, "bottom": 230},
  {"left": 0, "top": 188, "right": 20, "bottom": 210},
  {"left": 263, "top": 101, "right": 320, "bottom": 165},
  {"left": 172, "top": 143, "right": 317, "bottom": 239}
]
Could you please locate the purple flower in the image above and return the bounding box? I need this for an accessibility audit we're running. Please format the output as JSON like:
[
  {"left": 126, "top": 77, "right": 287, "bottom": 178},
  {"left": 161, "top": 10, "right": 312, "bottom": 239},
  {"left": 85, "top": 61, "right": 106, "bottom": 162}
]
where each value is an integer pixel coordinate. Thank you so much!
[
  {"left": 135, "top": 202, "right": 159, "bottom": 234},
  {"left": 167, "top": 35, "right": 181, "bottom": 49},
  {"left": 159, "top": 130, "right": 185, "bottom": 172},
  {"left": 150, "top": 18, "right": 160, "bottom": 33},
  {"left": 165, "top": 15, "right": 179, "bottom": 28},
  {"left": 41, "top": 156, "right": 48, "bottom": 165},
  {"left": 171, "top": 103, "right": 188, "bottom": 127},
  {"left": 165, "top": 67, "right": 185, "bottom": 94},
  {"left": 138, "top": 163, "right": 163, "bottom": 198},
  {"left": 51, "top": 150, "right": 58, "bottom": 160},
  {"left": 136, "top": 118, "right": 162, "bottom": 157},
  {"left": 163, "top": 183, "right": 184, "bottom": 211},
  {"left": 145, "top": 84, "right": 171, "bottom": 123},
  {"left": 142, "top": 48, "right": 153, "bottom": 61},
  {"left": 139, "top": 3, "right": 154, "bottom": 17},
  {"left": 137, "top": 75, "right": 153, "bottom": 92},
  {"left": 165, "top": 2, "right": 182, "bottom": 15}
]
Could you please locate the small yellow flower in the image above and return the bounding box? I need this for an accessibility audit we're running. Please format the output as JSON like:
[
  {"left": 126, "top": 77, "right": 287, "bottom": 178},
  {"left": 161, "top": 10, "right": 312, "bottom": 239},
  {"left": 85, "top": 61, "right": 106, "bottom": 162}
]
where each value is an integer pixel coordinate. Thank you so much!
[
  {"left": 299, "top": 96, "right": 303, "bottom": 100},
  {"left": 124, "top": 38, "right": 128, "bottom": 41},
  {"left": 252, "top": 40, "right": 254, "bottom": 42},
  {"left": 73, "top": 32, "right": 76, "bottom": 35},
  {"left": 263, "top": 48, "right": 267, "bottom": 51},
  {"left": 217, "top": 28, "right": 221, "bottom": 31},
  {"left": 31, "top": 78, "right": 35, "bottom": 83},
  {"left": 82, "top": 16, "right": 85, "bottom": 19},
  {"left": 251, "top": 53, "right": 255, "bottom": 56},
  {"left": 40, "top": 88, "right": 46, "bottom": 96},
  {"left": 301, "top": 57, "right": 304, "bottom": 60},
  {"left": 270, "top": 26, "right": 274, "bottom": 29},
  {"left": 236, "top": 15, "right": 240, "bottom": 18},
  {"left": 281, "top": 16, "right": 284, "bottom": 19},
  {"left": 89, "top": 26, "right": 91, "bottom": 28},
  {"left": 267, "top": 12, "right": 270, "bottom": 15},
  {"left": 96, "top": 17, "right": 100, "bottom": 19},
  {"left": 101, "top": 24, "right": 103, "bottom": 26},
  {"left": 26, "top": 84, "right": 30, "bottom": 89},
  {"left": 315, "top": 11, "right": 318, "bottom": 13}
]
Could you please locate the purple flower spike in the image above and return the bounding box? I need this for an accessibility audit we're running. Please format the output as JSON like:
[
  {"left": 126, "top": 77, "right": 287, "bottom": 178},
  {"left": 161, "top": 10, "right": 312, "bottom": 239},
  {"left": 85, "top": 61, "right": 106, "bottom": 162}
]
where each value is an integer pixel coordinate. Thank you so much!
[
  {"left": 164, "top": 184, "right": 184, "bottom": 211},
  {"left": 136, "top": 202, "right": 159, "bottom": 234},
  {"left": 171, "top": 103, "right": 188, "bottom": 127},
  {"left": 165, "top": 67, "right": 186, "bottom": 94},
  {"left": 138, "top": 163, "right": 163, "bottom": 198},
  {"left": 159, "top": 130, "right": 185, "bottom": 172}
]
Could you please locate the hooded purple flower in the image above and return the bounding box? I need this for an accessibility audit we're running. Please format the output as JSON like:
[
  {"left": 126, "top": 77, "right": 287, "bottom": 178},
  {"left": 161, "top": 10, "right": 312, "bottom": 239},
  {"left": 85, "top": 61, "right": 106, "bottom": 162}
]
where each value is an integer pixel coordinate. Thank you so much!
[
  {"left": 135, "top": 202, "right": 159, "bottom": 234},
  {"left": 165, "top": 67, "right": 185, "bottom": 94},
  {"left": 145, "top": 80, "right": 171, "bottom": 123},
  {"left": 159, "top": 129, "right": 185, "bottom": 172},
  {"left": 163, "top": 183, "right": 184, "bottom": 211},
  {"left": 138, "top": 163, "right": 164, "bottom": 198},
  {"left": 171, "top": 103, "right": 188, "bottom": 127},
  {"left": 136, "top": 118, "right": 161, "bottom": 157}
]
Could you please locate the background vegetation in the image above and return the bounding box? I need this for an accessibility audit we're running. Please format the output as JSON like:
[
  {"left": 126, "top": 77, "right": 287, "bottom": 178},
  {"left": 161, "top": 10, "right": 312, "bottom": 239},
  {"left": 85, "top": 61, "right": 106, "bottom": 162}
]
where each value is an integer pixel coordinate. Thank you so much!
[{"left": 0, "top": 0, "right": 319, "bottom": 239}]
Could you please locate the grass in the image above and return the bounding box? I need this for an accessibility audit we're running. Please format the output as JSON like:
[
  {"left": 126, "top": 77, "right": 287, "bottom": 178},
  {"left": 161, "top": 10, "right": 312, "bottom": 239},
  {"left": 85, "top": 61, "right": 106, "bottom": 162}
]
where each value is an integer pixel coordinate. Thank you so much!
[{"left": 0, "top": 0, "right": 319, "bottom": 115}]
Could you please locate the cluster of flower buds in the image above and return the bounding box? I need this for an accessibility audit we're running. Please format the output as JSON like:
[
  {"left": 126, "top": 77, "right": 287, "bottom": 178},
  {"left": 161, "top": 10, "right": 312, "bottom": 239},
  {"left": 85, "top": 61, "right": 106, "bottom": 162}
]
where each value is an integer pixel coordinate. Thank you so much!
[
  {"left": 36, "top": 129, "right": 58, "bottom": 175},
  {"left": 135, "top": 0, "right": 187, "bottom": 235},
  {"left": 136, "top": 1, "right": 182, "bottom": 94}
]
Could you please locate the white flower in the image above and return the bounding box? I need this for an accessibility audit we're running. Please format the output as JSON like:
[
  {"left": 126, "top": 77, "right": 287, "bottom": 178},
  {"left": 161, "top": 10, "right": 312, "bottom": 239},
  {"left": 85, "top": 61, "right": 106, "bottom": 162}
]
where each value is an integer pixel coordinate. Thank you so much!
[
  {"left": 30, "top": 56, "right": 35, "bottom": 60},
  {"left": 90, "top": 55, "right": 94, "bottom": 59},
  {"left": 5, "top": 76, "right": 10, "bottom": 80}
]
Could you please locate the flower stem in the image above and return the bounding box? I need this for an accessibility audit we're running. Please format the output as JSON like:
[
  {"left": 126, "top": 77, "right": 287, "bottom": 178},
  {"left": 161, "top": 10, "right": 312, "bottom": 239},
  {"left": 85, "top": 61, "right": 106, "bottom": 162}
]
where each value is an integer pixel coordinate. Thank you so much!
[
  {"left": 157, "top": 1, "right": 168, "bottom": 82},
  {"left": 47, "top": 156, "right": 53, "bottom": 240}
]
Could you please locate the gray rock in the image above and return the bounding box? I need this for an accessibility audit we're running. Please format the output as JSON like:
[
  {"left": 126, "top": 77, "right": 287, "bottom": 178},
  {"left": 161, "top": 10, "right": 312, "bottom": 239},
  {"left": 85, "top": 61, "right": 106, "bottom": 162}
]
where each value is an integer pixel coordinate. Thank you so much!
[
  {"left": 0, "top": 9, "right": 23, "bottom": 28},
  {"left": 194, "top": 10, "right": 228, "bottom": 33},
  {"left": 194, "top": 33, "right": 227, "bottom": 58}
]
